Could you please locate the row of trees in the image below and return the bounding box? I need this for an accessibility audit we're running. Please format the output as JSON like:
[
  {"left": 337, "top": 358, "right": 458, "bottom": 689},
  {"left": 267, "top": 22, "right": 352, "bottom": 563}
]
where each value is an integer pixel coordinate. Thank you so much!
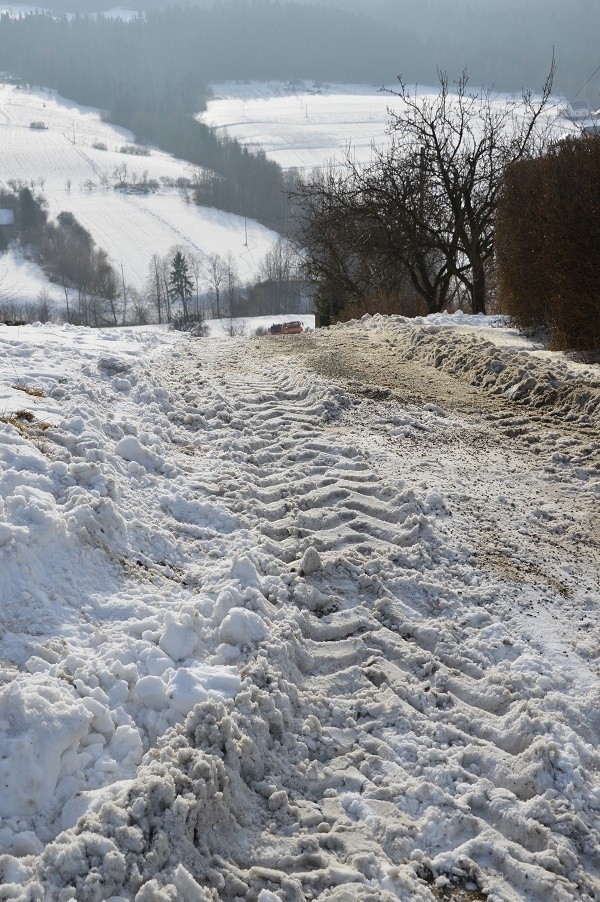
[
  {"left": 0, "top": 1, "right": 427, "bottom": 232},
  {"left": 142, "top": 248, "right": 235, "bottom": 326},
  {"left": 141, "top": 240, "right": 306, "bottom": 328},
  {"left": 0, "top": 177, "right": 308, "bottom": 327},
  {"left": 0, "top": 177, "right": 309, "bottom": 327},
  {"left": 1, "top": 239, "right": 308, "bottom": 329},
  {"left": 0, "top": 183, "right": 127, "bottom": 327},
  {"left": 0, "top": 11, "right": 298, "bottom": 231},
  {"left": 39, "top": 212, "right": 123, "bottom": 326},
  {"left": 292, "top": 66, "right": 555, "bottom": 322}
]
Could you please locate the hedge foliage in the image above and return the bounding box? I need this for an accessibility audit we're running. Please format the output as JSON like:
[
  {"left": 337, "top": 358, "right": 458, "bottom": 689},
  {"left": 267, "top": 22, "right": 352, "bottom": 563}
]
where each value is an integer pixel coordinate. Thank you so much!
[{"left": 496, "top": 135, "right": 600, "bottom": 355}]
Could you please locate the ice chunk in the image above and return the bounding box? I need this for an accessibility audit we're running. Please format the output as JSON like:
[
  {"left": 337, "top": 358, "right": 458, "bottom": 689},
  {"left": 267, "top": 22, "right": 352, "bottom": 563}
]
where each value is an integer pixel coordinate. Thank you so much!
[
  {"left": 159, "top": 621, "right": 197, "bottom": 661},
  {"left": 172, "top": 864, "right": 207, "bottom": 901},
  {"left": 135, "top": 675, "right": 168, "bottom": 711},
  {"left": 301, "top": 546, "right": 322, "bottom": 575},
  {"left": 212, "top": 586, "right": 245, "bottom": 624},
  {"left": 114, "top": 436, "right": 164, "bottom": 470},
  {"left": 110, "top": 724, "right": 143, "bottom": 765},
  {"left": 165, "top": 664, "right": 241, "bottom": 716},
  {"left": 0, "top": 675, "right": 92, "bottom": 817},
  {"left": 231, "top": 555, "right": 263, "bottom": 590},
  {"left": 218, "top": 608, "right": 268, "bottom": 646},
  {"left": 11, "top": 831, "right": 44, "bottom": 857}
]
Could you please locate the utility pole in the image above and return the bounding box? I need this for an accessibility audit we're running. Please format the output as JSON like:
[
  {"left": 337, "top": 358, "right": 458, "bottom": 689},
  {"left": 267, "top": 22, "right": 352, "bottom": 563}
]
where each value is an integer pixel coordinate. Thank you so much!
[{"left": 120, "top": 262, "right": 128, "bottom": 325}]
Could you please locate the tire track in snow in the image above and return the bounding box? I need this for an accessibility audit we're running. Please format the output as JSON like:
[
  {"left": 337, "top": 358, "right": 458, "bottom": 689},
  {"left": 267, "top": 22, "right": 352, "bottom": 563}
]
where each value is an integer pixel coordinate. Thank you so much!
[
  {"left": 154, "top": 339, "right": 598, "bottom": 900},
  {"left": 28, "top": 335, "right": 598, "bottom": 900}
]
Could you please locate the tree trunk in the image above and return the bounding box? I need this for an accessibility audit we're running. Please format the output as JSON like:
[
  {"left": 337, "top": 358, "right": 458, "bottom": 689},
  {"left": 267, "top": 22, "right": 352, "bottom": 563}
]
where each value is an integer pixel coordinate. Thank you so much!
[{"left": 471, "top": 257, "right": 486, "bottom": 314}]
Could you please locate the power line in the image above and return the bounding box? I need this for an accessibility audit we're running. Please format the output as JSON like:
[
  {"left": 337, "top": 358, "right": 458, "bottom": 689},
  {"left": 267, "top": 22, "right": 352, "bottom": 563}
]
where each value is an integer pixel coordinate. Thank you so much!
[
  {"left": 541, "top": 60, "right": 600, "bottom": 133},
  {"left": 568, "top": 62, "right": 600, "bottom": 105}
]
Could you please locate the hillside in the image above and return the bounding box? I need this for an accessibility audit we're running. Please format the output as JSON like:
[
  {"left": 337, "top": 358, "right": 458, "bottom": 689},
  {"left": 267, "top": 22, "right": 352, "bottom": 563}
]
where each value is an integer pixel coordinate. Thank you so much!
[
  {"left": 0, "top": 82, "right": 279, "bottom": 300},
  {"left": 202, "top": 80, "right": 572, "bottom": 172}
]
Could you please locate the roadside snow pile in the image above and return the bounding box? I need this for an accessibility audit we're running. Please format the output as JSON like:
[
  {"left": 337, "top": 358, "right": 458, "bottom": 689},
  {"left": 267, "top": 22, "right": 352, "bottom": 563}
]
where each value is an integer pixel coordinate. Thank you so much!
[
  {"left": 0, "top": 320, "right": 598, "bottom": 900},
  {"left": 363, "top": 313, "right": 600, "bottom": 428}
]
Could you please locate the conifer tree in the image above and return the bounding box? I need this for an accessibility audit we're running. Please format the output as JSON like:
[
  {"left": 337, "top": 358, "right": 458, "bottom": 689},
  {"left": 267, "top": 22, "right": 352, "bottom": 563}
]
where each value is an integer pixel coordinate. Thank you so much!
[{"left": 168, "top": 250, "right": 193, "bottom": 319}]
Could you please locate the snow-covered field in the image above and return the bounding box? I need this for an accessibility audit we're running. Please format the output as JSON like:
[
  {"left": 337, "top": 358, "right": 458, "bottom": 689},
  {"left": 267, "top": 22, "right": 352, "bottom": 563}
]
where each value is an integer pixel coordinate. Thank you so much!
[
  {"left": 0, "top": 83, "right": 279, "bottom": 295},
  {"left": 202, "top": 81, "right": 404, "bottom": 170},
  {"left": 0, "top": 313, "right": 598, "bottom": 899},
  {"left": 202, "top": 81, "right": 571, "bottom": 171}
]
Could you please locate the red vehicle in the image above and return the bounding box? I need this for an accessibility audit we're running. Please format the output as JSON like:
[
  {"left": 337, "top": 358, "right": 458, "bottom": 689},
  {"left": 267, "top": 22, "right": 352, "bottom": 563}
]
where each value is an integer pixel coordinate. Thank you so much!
[{"left": 269, "top": 321, "right": 304, "bottom": 336}]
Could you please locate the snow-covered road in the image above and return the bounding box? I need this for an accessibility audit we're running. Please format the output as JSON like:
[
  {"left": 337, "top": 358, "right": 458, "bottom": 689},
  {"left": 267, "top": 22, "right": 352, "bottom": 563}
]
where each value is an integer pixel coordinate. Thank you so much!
[{"left": 0, "top": 317, "right": 598, "bottom": 900}]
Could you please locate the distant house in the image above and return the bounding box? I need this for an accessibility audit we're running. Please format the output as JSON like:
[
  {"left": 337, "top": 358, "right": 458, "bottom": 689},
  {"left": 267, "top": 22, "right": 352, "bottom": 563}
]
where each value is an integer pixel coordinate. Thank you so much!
[
  {"left": 0, "top": 209, "right": 15, "bottom": 227},
  {"left": 564, "top": 100, "right": 592, "bottom": 121},
  {"left": 0, "top": 208, "right": 15, "bottom": 249}
]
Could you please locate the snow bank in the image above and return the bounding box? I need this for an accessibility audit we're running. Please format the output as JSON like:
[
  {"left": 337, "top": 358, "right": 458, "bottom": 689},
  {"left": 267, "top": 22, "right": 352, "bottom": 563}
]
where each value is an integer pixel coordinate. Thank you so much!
[{"left": 363, "top": 312, "right": 600, "bottom": 428}]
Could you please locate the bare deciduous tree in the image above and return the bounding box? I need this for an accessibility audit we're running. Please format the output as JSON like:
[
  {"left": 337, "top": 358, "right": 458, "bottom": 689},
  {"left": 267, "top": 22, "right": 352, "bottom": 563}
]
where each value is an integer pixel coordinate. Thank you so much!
[
  {"left": 294, "top": 63, "right": 555, "bottom": 319},
  {"left": 204, "top": 252, "right": 226, "bottom": 319},
  {"left": 383, "top": 63, "right": 555, "bottom": 313}
]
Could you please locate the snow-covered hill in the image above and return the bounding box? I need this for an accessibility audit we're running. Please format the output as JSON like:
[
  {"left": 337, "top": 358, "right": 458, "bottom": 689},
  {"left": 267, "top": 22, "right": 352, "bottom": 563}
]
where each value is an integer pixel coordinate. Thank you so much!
[
  {"left": 202, "top": 80, "right": 571, "bottom": 171},
  {"left": 202, "top": 81, "right": 402, "bottom": 170},
  {"left": 0, "top": 83, "right": 279, "bottom": 297}
]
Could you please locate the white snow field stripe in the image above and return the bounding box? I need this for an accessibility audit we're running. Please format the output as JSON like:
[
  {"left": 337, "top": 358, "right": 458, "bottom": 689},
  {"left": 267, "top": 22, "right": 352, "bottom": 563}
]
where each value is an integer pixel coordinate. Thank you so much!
[
  {"left": 0, "top": 318, "right": 598, "bottom": 899},
  {"left": 202, "top": 80, "right": 569, "bottom": 172}
]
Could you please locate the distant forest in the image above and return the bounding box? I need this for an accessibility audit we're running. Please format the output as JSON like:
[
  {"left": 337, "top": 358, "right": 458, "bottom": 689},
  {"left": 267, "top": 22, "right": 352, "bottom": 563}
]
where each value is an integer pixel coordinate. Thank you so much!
[
  {"left": 1, "top": 0, "right": 596, "bottom": 97},
  {"left": 0, "top": 2, "right": 426, "bottom": 231}
]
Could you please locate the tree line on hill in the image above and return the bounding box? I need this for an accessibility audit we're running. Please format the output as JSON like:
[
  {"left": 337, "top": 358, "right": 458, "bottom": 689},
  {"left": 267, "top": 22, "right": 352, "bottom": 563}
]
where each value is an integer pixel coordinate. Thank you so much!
[
  {"left": 1, "top": 0, "right": 591, "bottom": 234},
  {"left": 0, "top": 8, "right": 302, "bottom": 231},
  {"left": 0, "top": 183, "right": 307, "bottom": 328},
  {"left": 2, "top": 0, "right": 595, "bottom": 97},
  {"left": 0, "top": 2, "right": 423, "bottom": 232},
  {"left": 0, "top": 184, "right": 128, "bottom": 326}
]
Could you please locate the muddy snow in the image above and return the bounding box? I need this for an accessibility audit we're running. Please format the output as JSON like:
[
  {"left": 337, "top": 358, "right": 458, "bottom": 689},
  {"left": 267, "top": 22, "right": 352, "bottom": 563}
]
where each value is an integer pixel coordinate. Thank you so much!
[{"left": 0, "top": 315, "right": 598, "bottom": 901}]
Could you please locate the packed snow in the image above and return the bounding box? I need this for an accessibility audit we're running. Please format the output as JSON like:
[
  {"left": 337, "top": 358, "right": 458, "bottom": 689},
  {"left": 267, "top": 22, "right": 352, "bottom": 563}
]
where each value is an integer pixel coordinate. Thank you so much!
[
  {"left": 0, "top": 313, "right": 598, "bottom": 899},
  {"left": 0, "top": 82, "right": 279, "bottom": 294}
]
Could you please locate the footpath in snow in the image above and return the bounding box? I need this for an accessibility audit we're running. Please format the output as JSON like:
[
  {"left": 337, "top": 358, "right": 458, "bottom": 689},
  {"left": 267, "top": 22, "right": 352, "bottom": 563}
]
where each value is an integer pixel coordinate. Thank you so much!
[{"left": 0, "top": 316, "right": 598, "bottom": 900}]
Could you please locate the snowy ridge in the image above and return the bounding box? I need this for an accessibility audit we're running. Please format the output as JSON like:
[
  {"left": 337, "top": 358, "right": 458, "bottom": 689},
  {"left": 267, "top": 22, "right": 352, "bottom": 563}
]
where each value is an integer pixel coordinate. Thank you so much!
[
  {"left": 0, "top": 319, "right": 598, "bottom": 899},
  {"left": 362, "top": 313, "right": 600, "bottom": 430}
]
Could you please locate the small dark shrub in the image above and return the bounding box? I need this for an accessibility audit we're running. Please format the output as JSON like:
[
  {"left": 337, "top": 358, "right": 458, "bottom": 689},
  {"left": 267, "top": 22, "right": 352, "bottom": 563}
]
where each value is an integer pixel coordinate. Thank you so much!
[
  {"left": 120, "top": 144, "right": 151, "bottom": 156},
  {"left": 171, "top": 314, "right": 209, "bottom": 336}
]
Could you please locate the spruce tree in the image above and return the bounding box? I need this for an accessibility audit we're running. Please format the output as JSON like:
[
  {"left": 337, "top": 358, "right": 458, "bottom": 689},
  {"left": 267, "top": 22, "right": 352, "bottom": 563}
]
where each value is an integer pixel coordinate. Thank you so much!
[{"left": 168, "top": 250, "right": 193, "bottom": 319}]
